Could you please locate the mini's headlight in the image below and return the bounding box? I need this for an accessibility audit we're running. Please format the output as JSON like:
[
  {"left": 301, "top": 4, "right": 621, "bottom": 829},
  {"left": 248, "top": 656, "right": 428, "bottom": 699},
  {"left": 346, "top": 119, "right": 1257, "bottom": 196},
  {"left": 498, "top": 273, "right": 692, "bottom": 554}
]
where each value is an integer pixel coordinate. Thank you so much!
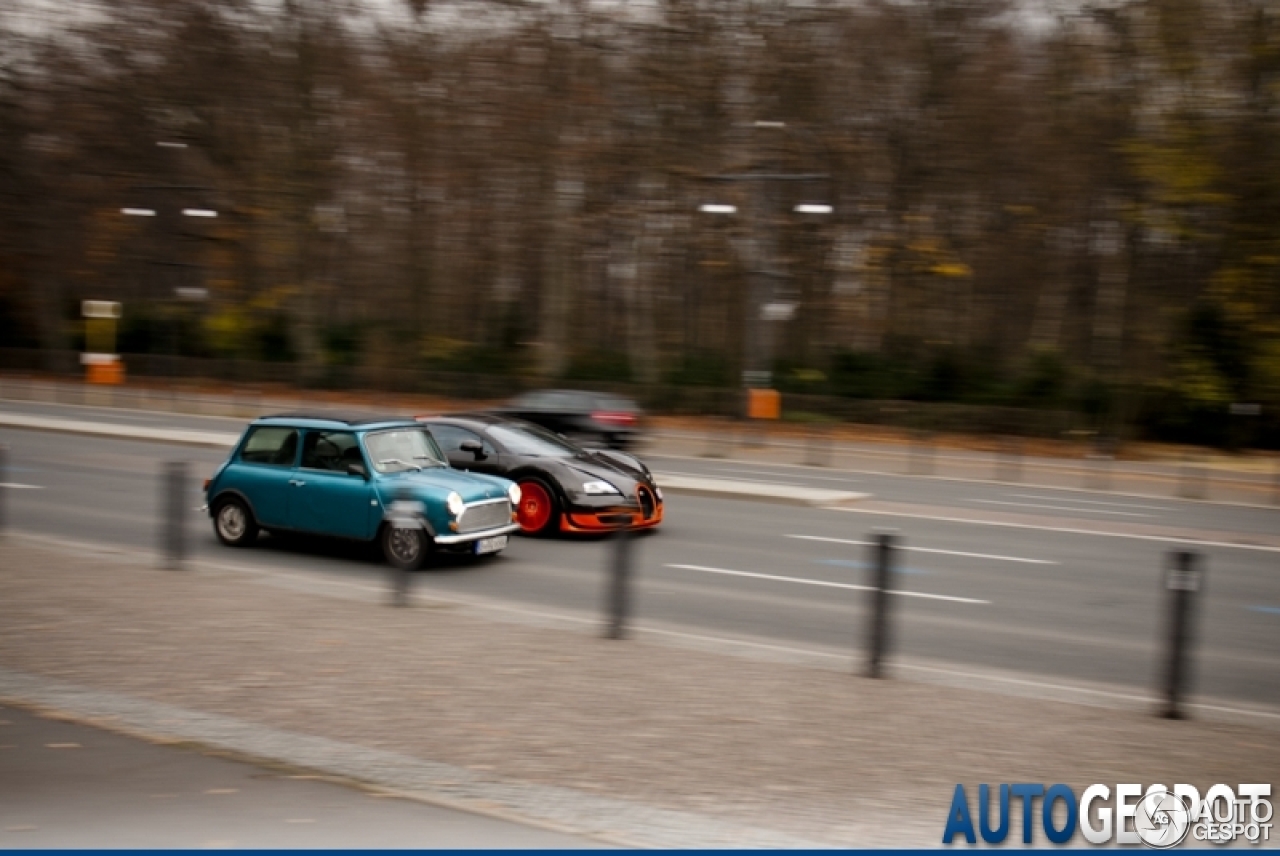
[
  {"left": 447, "top": 491, "right": 465, "bottom": 517},
  {"left": 508, "top": 483, "right": 522, "bottom": 505},
  {"left": 582, "top": 480, "right": 621, "bottom": 495}
]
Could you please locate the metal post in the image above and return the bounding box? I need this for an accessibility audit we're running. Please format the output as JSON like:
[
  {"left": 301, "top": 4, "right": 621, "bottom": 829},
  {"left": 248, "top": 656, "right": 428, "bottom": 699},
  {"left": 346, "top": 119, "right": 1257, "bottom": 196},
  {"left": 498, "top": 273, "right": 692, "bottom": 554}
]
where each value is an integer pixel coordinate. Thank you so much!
[
  {"left": 1162, "top": 550, "right": 1203, "bottom": 720},
  {"left": 997, "top": 435, "right": 1022, "bottom": 482},
  {"left": 909, "top": 430, "right": 934, "bottom": 476},
  {"left": 160, "top": 461, "right": 188, "bottom": 570},
  {"left": 605, "top": 515, "right": 633, "bottom": 639},
  {"left": 866, "top": 531, "right": 896, "bottom": 678},
  {"left": 803, "top": 423, "right": 831, "bottom": 468},
  {"left": 1086, "top": 455, "right": 1112, "bottom": 491},
  {"left": 1178, "top": 453, "right": 1207, "bottom": 500},
  {"left": 0, "top": 444, "right": 8, "bottom": 537},
  {"left": 701, "top": 418, "right": 726, "bottom": 459},
  {"left": 389, "top": 484, "right": 413, "bottom": 607},
  {"left": 1272, "top": 456, "right": 1280, "bottom": 507}
]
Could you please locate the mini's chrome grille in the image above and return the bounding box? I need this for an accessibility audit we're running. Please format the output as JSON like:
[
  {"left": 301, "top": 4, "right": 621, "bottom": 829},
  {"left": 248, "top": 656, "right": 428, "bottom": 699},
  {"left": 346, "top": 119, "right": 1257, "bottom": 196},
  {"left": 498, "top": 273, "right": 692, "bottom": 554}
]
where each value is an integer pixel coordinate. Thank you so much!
[{"left": 458, "top": 498, "right": 512, "bottom": 533}]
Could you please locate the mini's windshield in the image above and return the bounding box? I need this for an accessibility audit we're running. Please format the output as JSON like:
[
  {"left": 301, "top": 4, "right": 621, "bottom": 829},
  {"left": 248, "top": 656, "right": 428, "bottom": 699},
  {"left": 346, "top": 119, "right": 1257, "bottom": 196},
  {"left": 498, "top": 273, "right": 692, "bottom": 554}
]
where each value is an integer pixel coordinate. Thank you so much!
[
  {"left": 363, "top": 428, "right": 447, "bottom": 473},
  {"left": 489, "top": 423, "right": 578, "bottom": 457}
]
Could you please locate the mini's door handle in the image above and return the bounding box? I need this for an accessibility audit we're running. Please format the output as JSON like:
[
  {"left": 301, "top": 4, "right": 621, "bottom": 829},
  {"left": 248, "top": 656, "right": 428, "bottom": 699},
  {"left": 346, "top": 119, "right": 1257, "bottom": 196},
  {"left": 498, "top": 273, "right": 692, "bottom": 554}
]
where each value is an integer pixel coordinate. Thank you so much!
[{"left": 289, "top": 479, "right": 306, "bottom": 486}]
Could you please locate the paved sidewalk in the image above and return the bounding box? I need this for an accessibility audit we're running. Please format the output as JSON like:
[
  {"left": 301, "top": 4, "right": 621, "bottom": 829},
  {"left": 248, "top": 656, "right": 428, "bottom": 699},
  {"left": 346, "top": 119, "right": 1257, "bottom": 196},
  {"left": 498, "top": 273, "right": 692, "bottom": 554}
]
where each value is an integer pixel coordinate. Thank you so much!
[
  {"left": 0, "top": 703, "right": 597, "bottom": 848},
  {"left": 2, "top": 539, "right": 1278, "bottom": 847}
]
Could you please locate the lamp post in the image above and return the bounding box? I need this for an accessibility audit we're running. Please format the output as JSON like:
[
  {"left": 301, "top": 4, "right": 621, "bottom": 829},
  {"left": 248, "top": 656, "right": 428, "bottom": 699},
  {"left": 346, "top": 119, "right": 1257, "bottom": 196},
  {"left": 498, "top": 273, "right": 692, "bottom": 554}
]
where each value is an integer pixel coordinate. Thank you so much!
[
  {"left": 697, "top": 122, "right": 833, "bottom": 419},
  {"left": 120, "top": 142, "right": 217, "bottom": 379}
]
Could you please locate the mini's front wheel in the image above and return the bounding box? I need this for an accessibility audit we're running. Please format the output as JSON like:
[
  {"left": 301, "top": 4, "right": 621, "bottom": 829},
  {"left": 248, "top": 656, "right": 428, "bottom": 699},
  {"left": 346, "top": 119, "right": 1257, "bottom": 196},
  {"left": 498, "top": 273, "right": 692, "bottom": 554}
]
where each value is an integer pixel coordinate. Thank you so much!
[
  {"left": 382, "top": 524, "right": 427, "bottom": 571},
  {"left": 213, "top": 497, "right": 258, "bottom": 547}
]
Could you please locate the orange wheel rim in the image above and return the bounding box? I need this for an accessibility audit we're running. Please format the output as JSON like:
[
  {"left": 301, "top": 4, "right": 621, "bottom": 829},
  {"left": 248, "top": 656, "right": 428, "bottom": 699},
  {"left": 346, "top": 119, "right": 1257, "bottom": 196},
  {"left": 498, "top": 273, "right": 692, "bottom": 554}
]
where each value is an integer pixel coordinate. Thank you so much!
[{"left": 517, "top": 481, "right": 553, "bottom": 532}]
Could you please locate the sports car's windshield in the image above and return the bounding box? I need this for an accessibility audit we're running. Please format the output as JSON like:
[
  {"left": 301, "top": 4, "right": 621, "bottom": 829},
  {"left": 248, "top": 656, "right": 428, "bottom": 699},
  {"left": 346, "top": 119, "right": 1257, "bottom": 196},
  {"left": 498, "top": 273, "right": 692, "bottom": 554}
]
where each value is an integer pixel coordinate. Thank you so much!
[
  {"left": 364, "top": 428, "right": 447, "bottom": 473},
  {"left": 489, "top": 423, "right": 578, "bottom": 458}
]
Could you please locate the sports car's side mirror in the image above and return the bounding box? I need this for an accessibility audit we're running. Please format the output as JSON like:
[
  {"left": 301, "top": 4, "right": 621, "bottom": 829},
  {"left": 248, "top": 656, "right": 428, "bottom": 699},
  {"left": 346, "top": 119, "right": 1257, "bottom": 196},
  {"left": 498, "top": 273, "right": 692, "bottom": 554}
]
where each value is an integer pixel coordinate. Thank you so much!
[
  {"left": 459, "top": 440, "right": 486, "bottom": 460},
  {"left": 346, "top": 461, "right": 368, "bottom": 478}
]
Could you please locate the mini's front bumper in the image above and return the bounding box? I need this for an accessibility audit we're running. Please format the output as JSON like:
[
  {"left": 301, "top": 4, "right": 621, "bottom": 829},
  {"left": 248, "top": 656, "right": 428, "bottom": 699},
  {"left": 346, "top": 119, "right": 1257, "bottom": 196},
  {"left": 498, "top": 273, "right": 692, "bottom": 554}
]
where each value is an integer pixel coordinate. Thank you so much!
[{"left": 433, "top": 522, "right": 521, "bottom": 545}]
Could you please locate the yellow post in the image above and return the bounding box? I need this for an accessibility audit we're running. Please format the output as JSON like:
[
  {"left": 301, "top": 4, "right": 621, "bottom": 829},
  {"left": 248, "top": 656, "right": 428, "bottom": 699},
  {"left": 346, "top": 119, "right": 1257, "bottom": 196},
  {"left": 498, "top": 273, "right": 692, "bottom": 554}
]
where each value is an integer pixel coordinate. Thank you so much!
[{"left": 82, "top": 301, "right": 124, "bottom": 385}]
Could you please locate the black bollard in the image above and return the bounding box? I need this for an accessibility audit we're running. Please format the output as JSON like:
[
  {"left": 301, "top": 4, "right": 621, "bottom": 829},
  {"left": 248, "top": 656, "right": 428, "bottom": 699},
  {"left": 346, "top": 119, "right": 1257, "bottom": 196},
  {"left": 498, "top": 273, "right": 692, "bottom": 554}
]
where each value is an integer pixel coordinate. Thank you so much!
[
  {"left": 0, "top": 444, "right": 8, "bottom": 536},
  {"left": 604, "top": 513, "right": 634, "bottom": 639},
  {"left": 387, "top": 484, "right": 417, "bottom": 607},
  {"left": 161, "top": 461, "right": 188, "bottom": 570},
  {"left": 1162, "top": 550, "right": 1203, "bottom": 719},
  {"left": 701, "top": 418, "right": 727, "bottom": 459},
  {"left": 866, "top": 531, "right": 896, "bottom": 678},
  {"left": 997, "top": 435, "right": 1023, "bottom": 483},
  {"left": 803, "top": 423, "right": 832, "bottom": 468},
  {"left": 909, "top": 430, "right": 934, "bottom": 476},
  {"left": 1178, "top": 454, "right": 1207, "bottom": 500}
]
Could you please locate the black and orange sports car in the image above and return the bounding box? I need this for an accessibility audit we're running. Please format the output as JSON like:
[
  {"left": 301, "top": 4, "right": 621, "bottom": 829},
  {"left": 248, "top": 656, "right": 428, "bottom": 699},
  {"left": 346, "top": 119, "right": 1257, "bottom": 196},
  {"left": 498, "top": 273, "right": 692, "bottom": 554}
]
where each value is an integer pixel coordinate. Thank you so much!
[{"left": 416, "top": 413, "right": 663, "bottom": 536}]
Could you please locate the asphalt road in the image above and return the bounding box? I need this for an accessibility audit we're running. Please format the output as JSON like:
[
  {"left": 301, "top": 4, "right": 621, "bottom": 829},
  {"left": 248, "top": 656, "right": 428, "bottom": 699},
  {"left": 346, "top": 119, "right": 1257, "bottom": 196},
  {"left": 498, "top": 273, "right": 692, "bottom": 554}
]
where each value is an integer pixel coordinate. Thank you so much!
[
  {"left": 3, "top": 400, "right": 1279, "bottom": 712},
  {"left": 0, "top": 702, "right": 595, "bottom": 848}
]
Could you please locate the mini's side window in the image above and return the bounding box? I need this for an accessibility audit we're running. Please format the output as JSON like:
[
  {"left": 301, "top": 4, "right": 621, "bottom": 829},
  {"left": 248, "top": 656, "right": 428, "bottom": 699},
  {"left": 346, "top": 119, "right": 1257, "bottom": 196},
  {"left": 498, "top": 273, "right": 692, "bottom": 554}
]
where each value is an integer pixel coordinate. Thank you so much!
[
  {"left": 239, "top": 427, "right": 299, "bottom": 466},
  {"left": 301, "top": 430, "right": 361, "bottom": 472}
]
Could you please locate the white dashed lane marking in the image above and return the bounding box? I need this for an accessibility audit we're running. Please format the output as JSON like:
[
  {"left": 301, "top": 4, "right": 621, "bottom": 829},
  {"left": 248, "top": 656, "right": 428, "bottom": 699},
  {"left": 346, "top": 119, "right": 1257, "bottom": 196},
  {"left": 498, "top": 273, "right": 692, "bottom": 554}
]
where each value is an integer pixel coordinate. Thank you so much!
[
  {"left": 664, "top": 563, "right": 991, "bottom": 605},
  {"left": 1006, "top": 493, "right": 1171, "bottom": 512},
  {"left": 973, "top": 498, "right": 1154, "bottom": 518},
  {"left": 785, "top": 534, "right": 1057, "bottom": 565}
]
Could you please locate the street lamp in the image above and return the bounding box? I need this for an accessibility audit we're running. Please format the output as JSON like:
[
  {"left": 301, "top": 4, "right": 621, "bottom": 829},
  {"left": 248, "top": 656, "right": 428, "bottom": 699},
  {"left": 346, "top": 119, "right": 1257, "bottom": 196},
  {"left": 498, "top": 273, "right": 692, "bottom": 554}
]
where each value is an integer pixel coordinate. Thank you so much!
[
  {"left": 698, "top": 123, "right": 834, "bottom": 418},
  {"left": 120, "top": 167, "right": 218, "bottom": 375}
]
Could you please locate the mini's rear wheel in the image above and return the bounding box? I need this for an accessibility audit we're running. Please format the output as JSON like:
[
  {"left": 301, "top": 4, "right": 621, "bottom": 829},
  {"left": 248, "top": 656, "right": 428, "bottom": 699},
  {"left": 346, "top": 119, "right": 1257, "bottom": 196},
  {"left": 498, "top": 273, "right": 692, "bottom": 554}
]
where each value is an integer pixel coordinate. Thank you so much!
[
  {"left": 382, "top": 524, "right": 427, "bottom": 570},
  {"left": 213, "top": 497, "right": 258, "bottom": 547}
]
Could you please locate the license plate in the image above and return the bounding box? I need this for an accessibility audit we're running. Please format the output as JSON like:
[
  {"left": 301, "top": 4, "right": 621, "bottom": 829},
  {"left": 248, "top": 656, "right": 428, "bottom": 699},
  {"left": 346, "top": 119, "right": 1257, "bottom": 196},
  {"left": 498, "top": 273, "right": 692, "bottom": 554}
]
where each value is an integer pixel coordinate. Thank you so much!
[{"left": 474, "top": 535, "right": 508, "bottom": 555}]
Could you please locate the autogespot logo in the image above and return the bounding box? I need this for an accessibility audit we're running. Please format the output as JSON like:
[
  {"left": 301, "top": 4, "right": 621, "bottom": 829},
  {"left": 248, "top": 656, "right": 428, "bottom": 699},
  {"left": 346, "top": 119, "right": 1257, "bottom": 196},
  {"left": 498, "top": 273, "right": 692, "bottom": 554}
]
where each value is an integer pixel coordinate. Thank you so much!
[
  {"left": 1134, "top": 790, "right": 1192, "bottom": 848},
  {"left": 942, "top": 783, "right": 1273, "bottom": 847}
]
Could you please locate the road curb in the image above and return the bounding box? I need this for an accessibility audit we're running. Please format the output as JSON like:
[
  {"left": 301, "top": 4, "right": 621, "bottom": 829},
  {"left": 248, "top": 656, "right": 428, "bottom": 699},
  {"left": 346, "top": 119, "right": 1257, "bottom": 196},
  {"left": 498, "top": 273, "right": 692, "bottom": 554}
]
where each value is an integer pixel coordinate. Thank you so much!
[
  {"left": 0, "top": 412, "right": 237, "bottom": 449},
  {"left": 653, "top": 473, "right": 868, "bottom": 507}
]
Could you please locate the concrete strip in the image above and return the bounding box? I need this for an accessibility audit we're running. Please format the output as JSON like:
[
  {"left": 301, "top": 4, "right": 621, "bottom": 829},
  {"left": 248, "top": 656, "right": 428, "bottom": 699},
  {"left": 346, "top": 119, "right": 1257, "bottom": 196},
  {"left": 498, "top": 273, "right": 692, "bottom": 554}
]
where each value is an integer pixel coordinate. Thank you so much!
[
  {"left": 0, "top": 412, "right": 237, "bottom": 449},
  {"left": 0, "top": 667, "right": 826, "bottom": 849},
  {"left": 655, "top": 472, "right": 868, "bottom": 507}
]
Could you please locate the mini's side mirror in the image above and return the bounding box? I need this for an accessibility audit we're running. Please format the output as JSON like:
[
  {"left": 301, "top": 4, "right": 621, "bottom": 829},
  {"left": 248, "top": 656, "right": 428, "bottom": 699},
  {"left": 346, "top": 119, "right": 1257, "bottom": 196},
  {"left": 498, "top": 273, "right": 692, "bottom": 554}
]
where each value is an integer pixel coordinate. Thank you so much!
[
  {"left": 459, "top": 440, "right": 486, "bottom": 460},
  {"left": 346, "top": 461, "right": 368, "bottom": 478}
]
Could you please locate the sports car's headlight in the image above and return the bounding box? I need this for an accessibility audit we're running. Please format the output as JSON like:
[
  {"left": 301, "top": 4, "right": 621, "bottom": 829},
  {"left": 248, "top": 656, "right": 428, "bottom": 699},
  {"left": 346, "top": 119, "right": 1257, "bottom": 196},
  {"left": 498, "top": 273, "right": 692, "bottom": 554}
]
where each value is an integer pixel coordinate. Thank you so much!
[
  {"left": 507, "top": 483, "right": 522, "bottom": 505},
  {"left": 446, "top": 491, "right": 465, "bottom": 517},
  {"left": 581, "top": 480, "right": 621, "bottom": 495}
]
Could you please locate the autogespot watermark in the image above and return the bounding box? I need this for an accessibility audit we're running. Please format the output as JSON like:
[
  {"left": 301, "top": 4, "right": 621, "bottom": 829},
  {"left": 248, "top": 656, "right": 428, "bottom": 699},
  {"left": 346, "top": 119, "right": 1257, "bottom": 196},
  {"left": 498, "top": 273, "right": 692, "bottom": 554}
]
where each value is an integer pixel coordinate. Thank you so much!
[{"left": 943, "top": 783, "right": 1272, "bottom": 847}]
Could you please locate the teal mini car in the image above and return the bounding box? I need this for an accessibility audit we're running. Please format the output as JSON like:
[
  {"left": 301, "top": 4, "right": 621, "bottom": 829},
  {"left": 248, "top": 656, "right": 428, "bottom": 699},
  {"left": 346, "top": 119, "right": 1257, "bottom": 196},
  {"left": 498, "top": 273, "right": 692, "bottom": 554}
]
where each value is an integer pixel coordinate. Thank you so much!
[{"left": 203, "top": 413, "right": 521, "bottom": 569}]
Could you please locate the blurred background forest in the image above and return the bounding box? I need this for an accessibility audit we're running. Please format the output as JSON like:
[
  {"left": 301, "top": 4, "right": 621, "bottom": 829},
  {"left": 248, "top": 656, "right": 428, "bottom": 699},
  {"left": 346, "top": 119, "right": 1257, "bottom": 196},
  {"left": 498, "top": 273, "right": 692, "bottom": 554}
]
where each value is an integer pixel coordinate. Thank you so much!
[{"left": 0, "top": 0, "right": 1276, "bottom": 446}]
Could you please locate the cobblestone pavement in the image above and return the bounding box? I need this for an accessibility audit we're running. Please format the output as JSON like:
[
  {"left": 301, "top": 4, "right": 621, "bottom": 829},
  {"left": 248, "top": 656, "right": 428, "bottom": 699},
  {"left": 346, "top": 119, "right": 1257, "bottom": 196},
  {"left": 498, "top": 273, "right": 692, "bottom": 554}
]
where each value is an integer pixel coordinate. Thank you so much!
[{"left": 2, "top": 539, "right": 1278, "bottom": 847}]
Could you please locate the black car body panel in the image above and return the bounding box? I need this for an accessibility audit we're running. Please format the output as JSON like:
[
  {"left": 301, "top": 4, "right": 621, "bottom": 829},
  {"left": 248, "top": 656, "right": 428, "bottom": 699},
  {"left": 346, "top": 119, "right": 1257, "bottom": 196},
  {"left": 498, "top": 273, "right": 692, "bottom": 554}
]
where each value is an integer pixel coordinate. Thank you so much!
[{"left": 418, "top": 413, "right": 663, "bottom": 534}]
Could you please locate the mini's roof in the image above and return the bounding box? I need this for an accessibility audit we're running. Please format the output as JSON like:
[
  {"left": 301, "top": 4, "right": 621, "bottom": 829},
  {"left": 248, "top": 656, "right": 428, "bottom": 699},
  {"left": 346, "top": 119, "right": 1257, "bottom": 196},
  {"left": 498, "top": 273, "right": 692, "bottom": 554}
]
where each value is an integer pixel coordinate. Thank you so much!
[{"left": 256, "top": 412, "right": 418, "bottom": 428}]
